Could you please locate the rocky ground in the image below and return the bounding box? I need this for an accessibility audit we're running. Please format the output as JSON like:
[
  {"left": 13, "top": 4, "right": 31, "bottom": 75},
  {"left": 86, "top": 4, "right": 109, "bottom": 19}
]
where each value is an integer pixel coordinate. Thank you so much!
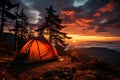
[{"left": 0, "top": 48, "right": 120, "bottom": 80}]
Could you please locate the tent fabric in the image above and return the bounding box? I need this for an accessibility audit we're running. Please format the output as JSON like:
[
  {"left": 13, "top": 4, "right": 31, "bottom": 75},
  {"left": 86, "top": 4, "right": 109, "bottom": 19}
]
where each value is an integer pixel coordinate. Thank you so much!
[{"left": 15, "top": 38, "right": 59, "bottom": 64}]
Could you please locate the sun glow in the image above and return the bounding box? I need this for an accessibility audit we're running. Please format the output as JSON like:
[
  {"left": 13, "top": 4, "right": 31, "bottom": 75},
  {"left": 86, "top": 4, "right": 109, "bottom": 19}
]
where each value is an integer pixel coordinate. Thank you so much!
[
  {"left": 73, "top": 40, "right": 76, "bottom": 43},
  {"left": 67, "top": 34, "right": 120, "bottom": 44},
  {"left": 33, "top": 32, "right": 39, "bottom": 37}
]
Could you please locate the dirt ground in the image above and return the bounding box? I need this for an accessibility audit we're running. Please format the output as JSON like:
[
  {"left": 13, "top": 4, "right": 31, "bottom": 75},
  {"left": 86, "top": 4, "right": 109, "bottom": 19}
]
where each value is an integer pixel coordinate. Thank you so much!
[{"left": 0, "top": 48, "right": 120, "bottom": 80}]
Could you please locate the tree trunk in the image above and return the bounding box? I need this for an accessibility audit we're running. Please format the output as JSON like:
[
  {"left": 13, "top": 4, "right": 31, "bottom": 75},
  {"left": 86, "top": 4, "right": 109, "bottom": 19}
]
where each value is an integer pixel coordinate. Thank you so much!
[
  {"left": 49, "top": 28, "right": 52, "bottom": 43},
  {"left": 21, "top": 25, "right": 23, "bottom": 43},
  {"left": 0, "top": 5, "right": 5, "bottom": 48},
  {"left": 15, "top": 5, "right": 19, "bottom": 52}
]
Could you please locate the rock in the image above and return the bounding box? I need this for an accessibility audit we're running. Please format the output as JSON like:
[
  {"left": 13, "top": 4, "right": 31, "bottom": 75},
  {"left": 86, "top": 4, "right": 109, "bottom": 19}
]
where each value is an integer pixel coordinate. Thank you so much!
[
  {"left": 43, "top": 71, "right": 55, "bottom": 78},
  {"left": 53, "top": 75, "right": 60, "bottom": 80},
  {"left": 53, "top": 70, "right": 62, "bottom": 74}
]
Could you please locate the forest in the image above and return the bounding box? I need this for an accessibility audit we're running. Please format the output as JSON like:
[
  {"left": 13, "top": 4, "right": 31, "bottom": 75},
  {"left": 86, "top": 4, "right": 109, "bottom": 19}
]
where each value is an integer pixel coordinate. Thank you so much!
[{"left": 0, "top": 0, "right": 71, "bottom": 54}]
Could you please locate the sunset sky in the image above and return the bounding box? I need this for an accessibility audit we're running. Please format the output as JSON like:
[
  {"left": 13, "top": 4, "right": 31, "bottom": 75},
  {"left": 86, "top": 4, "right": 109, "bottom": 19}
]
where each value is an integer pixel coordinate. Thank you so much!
[{"left": 12, "top": 0, "right": 120, "bottom": 43}]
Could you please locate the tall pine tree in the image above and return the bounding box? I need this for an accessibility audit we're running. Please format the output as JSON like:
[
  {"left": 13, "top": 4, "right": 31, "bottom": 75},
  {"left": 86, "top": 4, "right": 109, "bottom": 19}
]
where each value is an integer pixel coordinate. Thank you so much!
[
  {"left": 37, "top": 6, "right": 71, "bottom": 55},
  {"left": 9, "top": 9, "right": 29, "bottom": 50},
  {"left": 0, "top": 0, "right": 19, "bottom": 48},
  {"left": 17, "top": 9, "right": 29, "bottom": 42}
]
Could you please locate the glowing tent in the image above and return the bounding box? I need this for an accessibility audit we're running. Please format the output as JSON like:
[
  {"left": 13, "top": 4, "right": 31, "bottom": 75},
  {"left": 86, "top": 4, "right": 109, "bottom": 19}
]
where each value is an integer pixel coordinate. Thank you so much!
[{"left": 15, "top": 38, "right": 60, "bottom": 64}]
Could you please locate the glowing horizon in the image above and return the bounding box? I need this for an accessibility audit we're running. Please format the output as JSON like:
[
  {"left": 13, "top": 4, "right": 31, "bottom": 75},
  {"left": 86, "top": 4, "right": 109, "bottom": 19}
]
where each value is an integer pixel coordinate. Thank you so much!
[{"left": 66, "top": 34, "right": 120, "bottom": 44}]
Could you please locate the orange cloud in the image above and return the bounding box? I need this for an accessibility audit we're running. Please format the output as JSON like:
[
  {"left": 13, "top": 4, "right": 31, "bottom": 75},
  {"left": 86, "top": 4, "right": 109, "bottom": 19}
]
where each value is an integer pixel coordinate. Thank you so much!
[
  {"left": 76, "top": 20, "right": 90, "bottom": 27},
  {"left": 94, "top": 0, "right": 119, "bottom": 17},
  {"left": 62, "top": 23, "right": 78, "bottom": 27},
  {"left": 100, "top": 0, "right": 119, "bottom": 12},
  {"left": 61, "top": 23, "right": 85, "bottom": 34},
  {"left": 75, "top": 18, "right": 94, "bottom": 27},
  {"left": 100, "top": 4, "right": 113, "bottom": 12},
  {"left": 60, "top": 10, "right": 75, "bottom": 19},
  {"left": 93, "top": 12, "right": 101, "bottom": 17},
  {"left": 78, "top": 18, "right": 94, "bottom": 23},
  {"left": 61, "top": 10, "right": 75, "bottom": 16},
  {"left": 62, "top": 17, "right": 94, "bottom": 27},
  {"left": 61, "top": 11, "right": 95, "bottom": 31},
  {"left": 61, "top": 23, "right": 112, "bottom": 37}
]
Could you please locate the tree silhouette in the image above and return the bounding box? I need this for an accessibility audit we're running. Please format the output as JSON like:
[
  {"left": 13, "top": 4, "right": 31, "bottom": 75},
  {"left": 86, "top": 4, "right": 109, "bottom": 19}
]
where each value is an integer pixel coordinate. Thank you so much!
[
  {"left": 37, "top": 6, "right": 71, "bottom": 55},
  {"left": 9, "top": 8, "right": 29, "bottom": 51},
  {"left": 0, "top": 0, "right": 19, "bottom": 48},
  {"left": 14, "top": 3, "right": 19, "bottom": 51},
  {"left": 17, "top": 9, "right": 29, "bottom": 43}
]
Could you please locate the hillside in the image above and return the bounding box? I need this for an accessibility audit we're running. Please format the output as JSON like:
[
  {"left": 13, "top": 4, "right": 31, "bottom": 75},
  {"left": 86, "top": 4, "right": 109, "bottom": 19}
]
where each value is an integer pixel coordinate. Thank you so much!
[
  {"left": 0, "top": 47, "right": 120, "bottom": 80},
  {"left": 70, "top": 47, "right": 120, "bottom": 67}
]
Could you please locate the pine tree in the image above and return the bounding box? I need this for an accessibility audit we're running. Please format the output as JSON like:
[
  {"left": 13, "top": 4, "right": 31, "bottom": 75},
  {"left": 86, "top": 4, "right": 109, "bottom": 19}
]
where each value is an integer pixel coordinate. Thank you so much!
[
  {"left": 37, "top": 6, "right": 71, "bottom": 55},
  {"left": 14, "top": 3, "right": 19, "bottom": 51},
  {"left": 10, "top": 8, "right": 29, "bottom": 50},
  {"left": 17, "top": 9, "right": 29, "bottom": 42},
  {"left": 0, "top": 0, "right": 19, "bottom": 48}
]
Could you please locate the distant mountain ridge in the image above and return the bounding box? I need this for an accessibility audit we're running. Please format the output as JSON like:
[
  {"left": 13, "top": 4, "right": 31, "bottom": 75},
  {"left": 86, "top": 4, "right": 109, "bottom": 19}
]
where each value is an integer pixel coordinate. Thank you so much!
[{"left": 70, "top": 47, "right": 120, "bottom": 67}]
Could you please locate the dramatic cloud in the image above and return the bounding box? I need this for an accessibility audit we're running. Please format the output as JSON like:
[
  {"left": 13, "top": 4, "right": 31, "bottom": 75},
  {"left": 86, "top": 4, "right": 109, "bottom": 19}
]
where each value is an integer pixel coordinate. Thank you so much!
[
  {"left": 73, "top": 0, "right": 88, "bottom": 7},
  {"left": 61, "top": 10, "right": 75, "bottom": 16},
  {"left": 75, "top": 18, "right": 94, "bottom": 27},
  {"left": 20, "top": 0, "right": 42, "bottom": 24},
  {"left": 94, "top": 0, "right": 120, "bottom": 17},
  {"left": 17, "top": 0, "right": 120, "bottom": 36}
]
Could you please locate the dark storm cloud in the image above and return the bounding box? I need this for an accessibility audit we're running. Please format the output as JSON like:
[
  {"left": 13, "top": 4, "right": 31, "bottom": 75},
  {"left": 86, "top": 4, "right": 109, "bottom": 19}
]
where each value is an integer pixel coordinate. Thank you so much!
[
  {"left": 94, "top": 9, "right": 120, "bottom": 33},
  {"left": 53, "top": 0, "right": 74, "bottom": 7},
  {"left": 103, "top": 18, "right": 120, "bottom": 27},
  {"left": 62, "top": 6, "right": 83, "bottom": 13},
  {"left": 83, "top": 0, "right": 120, "bottom": 35},
  {"left": 31, "top": 0, "right": 74, "bottom": 15},
  {"left": 84, "top": 0, "right": 110, "bottom": 11},
  {"left": 15, "top": 0, "right": 120, "bottom": 36},
  {"left": 17, "top": 0, "right": 74, "bottom": 24},
  {"left": 61, "top": 0, "right": 111, "bottom": 23},
  {"left": 17, "top": 0, "right": 56, "bottom": 24}
]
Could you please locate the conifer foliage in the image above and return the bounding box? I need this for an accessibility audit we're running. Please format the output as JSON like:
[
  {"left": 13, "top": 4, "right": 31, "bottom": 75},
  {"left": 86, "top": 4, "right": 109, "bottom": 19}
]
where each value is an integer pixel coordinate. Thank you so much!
[
  {"left": 37, "top": 6, "right": 71, "bottom": 55},
  {"left": 0, "top": 0, "right": 19, "bottom": 48}
]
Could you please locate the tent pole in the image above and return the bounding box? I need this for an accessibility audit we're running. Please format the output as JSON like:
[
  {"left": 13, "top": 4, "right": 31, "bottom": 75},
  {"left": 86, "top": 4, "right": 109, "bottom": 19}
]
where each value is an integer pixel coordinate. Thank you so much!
[{"left": 36, "top": 40, "right": 41, "bottom": 61}]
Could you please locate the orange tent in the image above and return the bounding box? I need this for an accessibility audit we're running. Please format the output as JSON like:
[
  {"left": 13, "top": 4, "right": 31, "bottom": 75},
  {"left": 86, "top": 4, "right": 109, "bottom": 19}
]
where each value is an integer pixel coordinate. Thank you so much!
[{"left": 15, "top": 38, "right": 59, "bottom": 64}]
